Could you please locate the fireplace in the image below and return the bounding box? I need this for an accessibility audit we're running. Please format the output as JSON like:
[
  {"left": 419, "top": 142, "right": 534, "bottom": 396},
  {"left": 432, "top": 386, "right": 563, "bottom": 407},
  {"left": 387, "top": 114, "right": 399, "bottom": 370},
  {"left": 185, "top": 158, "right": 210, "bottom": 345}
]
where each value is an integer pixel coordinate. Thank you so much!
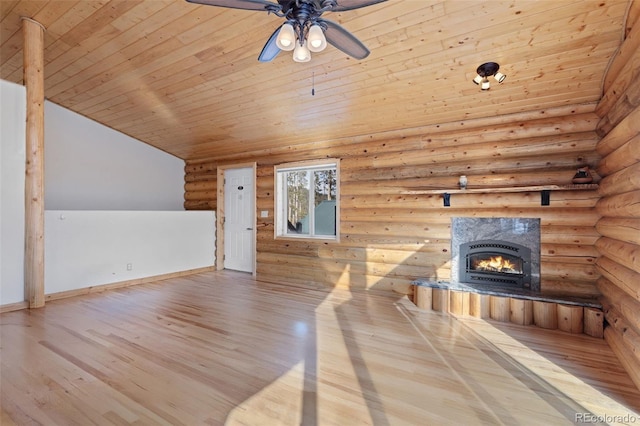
[
  {"left": 459, "top": 239, "right": 532, "bottom": 289},
  {"left": 451, "top": 218, "right": 540, "bottom": 292}
]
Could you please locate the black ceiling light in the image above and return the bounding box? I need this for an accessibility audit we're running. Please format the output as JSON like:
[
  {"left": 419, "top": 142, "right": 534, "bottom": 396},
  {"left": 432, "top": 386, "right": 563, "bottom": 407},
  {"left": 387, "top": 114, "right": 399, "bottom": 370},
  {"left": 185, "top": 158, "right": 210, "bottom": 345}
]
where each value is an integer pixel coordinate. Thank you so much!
[{"left": 472, "top": 62, "right": 506, "bottom": 90}]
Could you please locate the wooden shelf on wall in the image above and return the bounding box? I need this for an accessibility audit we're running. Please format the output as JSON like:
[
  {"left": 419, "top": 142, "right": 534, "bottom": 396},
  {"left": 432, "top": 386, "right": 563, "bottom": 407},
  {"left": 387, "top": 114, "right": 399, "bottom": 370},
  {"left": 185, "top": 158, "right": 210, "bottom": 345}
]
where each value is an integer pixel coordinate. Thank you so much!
[
  {"left": 402, "top": 184, "right": 599, "bottom": 195},
  {"left": 402, "top": 184, "right": 599, "bottom": 206}
]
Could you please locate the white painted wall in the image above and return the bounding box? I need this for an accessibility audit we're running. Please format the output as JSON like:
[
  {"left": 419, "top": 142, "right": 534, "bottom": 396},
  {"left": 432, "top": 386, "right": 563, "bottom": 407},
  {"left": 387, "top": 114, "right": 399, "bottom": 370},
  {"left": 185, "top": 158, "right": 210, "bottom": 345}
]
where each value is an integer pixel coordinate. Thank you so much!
[
  {"left": 0, "top": 80, "right": 26, "bottom": 305},
  {"left": 45, "top": 101, "right": 185, "bottom": 211},
  {"left": 1, "top": 80, "right": 206, "bottom": 306},
  {"left": 45, "top": 210, "right": 215, "bottom": 294}
]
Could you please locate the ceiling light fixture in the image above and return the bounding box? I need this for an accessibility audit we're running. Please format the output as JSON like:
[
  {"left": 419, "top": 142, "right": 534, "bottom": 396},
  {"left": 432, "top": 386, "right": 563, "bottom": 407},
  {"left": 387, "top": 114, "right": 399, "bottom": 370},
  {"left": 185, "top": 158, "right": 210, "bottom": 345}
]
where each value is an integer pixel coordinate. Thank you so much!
[
  {"left": 473, "top": 62, "right": 506, "bottom": 90},
  {"left": 277, "top": 20, "right": 327, "bottom": 62}
]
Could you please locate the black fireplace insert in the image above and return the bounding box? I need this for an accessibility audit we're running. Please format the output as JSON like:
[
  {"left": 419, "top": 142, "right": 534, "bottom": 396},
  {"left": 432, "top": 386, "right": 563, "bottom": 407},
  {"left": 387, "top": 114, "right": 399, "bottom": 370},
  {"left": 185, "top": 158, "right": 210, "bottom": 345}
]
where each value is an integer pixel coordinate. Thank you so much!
[{"left": 459, "top": 240, "right": 532, "bottom": 289}]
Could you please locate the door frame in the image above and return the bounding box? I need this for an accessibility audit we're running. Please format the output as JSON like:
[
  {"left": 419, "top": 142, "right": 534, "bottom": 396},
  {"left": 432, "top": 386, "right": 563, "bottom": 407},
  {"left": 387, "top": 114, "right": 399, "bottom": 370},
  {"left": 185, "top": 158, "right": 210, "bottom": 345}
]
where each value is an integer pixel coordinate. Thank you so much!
[{"left": 216, "top": 162, "right": 257, "bottom": 276}]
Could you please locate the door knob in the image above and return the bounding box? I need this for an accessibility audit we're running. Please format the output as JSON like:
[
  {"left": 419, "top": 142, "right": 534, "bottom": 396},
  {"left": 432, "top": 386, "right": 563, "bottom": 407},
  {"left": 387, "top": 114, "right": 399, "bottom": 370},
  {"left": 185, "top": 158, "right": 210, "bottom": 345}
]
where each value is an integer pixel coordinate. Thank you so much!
[{"left": 246, "top": 227, "right": 253, "bottom": 230}]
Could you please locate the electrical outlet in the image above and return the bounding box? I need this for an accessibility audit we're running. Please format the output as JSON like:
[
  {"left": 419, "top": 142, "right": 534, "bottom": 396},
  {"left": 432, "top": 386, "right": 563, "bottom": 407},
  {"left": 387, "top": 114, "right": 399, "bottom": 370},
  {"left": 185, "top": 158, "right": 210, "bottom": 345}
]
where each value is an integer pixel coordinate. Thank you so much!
[{"left": 126, "top": 263, "right": 133, "bottom": 271}]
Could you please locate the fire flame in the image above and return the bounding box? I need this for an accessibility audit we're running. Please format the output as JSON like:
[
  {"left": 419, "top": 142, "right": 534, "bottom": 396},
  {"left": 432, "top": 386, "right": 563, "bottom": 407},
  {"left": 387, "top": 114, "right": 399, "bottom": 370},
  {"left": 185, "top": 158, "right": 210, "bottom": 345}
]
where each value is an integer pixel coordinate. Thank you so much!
[{"left": 474, "top": 256, "right": 519, "bottom": 273}]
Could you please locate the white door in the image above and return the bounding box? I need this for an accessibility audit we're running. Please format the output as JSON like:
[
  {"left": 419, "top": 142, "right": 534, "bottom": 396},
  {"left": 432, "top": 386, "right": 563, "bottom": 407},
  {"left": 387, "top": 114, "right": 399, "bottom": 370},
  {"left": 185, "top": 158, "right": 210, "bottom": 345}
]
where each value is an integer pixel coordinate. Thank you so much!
[{"left": 223, "top": 167, "right": 255, "bottom": 273}]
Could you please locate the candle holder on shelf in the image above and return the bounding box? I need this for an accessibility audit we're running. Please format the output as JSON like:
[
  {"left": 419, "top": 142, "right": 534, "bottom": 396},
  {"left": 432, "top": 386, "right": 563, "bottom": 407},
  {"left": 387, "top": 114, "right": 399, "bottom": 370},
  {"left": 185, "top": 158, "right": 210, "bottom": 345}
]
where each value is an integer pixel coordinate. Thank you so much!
[{"left": 572, "top": 166, "right": 593, "bottom": 184}]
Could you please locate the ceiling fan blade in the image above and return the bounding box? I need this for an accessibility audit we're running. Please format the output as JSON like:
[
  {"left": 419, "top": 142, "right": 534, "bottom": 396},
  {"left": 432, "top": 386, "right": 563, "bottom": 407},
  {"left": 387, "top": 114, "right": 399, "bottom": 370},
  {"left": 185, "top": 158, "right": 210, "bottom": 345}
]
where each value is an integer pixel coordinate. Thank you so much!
[
  {"left": 258, "top": 25, "right": 282, "bottom": 62},
  {"left": 331, "top": 0, "right": 387, "bottom": 12},
  {"left": 321, "top": 19, "right": 370, "bottom": 60},
  {"left": 185, "top": 0, "right": 279, "bottom": 12}
]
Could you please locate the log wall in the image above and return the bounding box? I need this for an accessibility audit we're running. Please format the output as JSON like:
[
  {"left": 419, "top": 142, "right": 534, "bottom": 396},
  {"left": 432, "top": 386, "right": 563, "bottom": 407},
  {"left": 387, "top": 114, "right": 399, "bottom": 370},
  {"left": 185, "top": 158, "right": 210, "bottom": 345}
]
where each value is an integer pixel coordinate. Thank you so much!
[
  {"left": 594, "top": 9, "right": 640, "bottom": 390},
  {"left": 185, "top": 103, "right": 602, "bottom": 298}
]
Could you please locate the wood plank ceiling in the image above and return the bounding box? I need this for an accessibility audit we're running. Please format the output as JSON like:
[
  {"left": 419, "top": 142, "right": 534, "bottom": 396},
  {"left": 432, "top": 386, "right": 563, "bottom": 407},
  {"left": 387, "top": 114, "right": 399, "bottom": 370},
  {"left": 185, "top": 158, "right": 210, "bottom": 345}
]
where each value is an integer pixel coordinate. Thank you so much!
[{"left": 0, "top": 0, "right": 631, "bottom": 161}]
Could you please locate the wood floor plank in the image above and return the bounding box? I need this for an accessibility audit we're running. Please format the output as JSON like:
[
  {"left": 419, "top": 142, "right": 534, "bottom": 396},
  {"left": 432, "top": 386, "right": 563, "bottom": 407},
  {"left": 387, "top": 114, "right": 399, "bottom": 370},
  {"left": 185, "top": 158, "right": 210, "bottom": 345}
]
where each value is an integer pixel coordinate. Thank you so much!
[{"left": 1, "top": 270, "right": 639, "bottom": 425}]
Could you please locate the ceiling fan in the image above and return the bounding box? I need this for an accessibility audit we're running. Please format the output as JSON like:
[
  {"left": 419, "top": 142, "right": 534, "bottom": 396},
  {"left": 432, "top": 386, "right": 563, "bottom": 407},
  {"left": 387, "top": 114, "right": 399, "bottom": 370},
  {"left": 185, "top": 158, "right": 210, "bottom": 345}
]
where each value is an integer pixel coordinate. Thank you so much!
[{"left": 185, "top": 0, "right": 387, "bottom": 62}]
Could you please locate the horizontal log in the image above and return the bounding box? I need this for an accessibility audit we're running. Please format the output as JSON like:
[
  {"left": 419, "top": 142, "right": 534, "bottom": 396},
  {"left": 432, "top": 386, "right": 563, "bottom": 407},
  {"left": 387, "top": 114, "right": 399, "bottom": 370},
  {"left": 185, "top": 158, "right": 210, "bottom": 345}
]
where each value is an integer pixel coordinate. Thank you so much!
[
  {"left": 257, "top": 252, "right": 435, "bottom": 281},
  {"left": 185, "top": 162, "right": 218, "bottom": 174},
  {"left": 601, "top": 303, "right": 640, "bottom": 358},
  {"left": 596, "top": 217, "right": 640, "bottom": 245},
  {"left": 184, "top": 181, "right": 216, "bottom": 192},
  {"left": 341, "top": 221, "right": 451, "bottom": 239},
  {"left": 596, "top": 75, "right": 640, "bottom": 136},
  {"left": 597, "top": 276, "right": 640, "bottom": 333},
  {"left": 595, "top": 237, "right": 640, "bottom": 274},
  {"left": 597, "top": 162, "right": 640, "bottom": 197},
  {"left": 541, "top": 243, "right": 599, "bottom": 259},
  {"left": 183, "top": 200, "right": 215, "bottom": 210},
  {"left": 541, "top": 279, "right": 599, "bottom": 298},
  {"left": 184, "top": 172, "right": 217, "bottom": 183},
  {"left": 184, "top": 190, "right": 217, "bottom": 201},
  {"left": 595, "top": 190, "right": 640, "bottom": 217},
  {"left": 341, "top": 170, "right": 579, "bottom": 196},
  {"left": 366, "top": 136, "right": 598, "bottom": 170},
  {"left": 596, "top": 133, "right": 640, "bottom": 176},
  {"left": 596, "top": 256, "right": 640, "bottom": 302},
  {"left": 604, "top": 327, "right": 640, "bottom": 392},
  {"left": 599, "top": 12, "right": 640, "bottom": 107},
  {"left": 341, "top": 208, "right": 599, "bottom": 228},
  {"left": 540, "top": 262, "right": 597, "bottom": 282},
  {"left": 340, "top": 152, "right": 602, "bottom": 182}
]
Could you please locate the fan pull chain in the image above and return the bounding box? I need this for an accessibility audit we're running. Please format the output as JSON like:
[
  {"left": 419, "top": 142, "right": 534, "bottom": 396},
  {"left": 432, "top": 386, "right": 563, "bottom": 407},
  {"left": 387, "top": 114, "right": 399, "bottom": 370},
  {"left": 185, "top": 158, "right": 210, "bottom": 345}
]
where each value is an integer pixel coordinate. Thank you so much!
[{"left": 311, "top": 72, "right": 315, "bottom": 96}]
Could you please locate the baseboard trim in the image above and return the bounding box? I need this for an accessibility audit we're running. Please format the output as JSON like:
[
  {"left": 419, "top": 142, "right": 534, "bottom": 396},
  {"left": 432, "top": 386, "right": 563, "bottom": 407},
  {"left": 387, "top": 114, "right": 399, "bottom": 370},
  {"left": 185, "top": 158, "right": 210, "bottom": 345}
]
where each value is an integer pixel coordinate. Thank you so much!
[
  {"left": 0, "top": 301, "right": 29, "bottom": 314},
  {"left": 0, "top": 267, "right": 217, "bottom": 312},
  {"left": 45, "top": 266, "right": 217, "bottom": 302}
]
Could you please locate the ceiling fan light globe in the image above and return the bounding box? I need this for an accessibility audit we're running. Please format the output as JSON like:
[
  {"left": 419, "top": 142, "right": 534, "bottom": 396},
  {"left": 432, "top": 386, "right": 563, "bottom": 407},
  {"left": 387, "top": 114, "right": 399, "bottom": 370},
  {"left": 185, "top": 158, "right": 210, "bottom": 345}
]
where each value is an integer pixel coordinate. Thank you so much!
[
  {"left": 481, "top": 78, "right": 490, "bottom": 90},
  {"left": 494, "top": 72, "right": 506, "bottom": 83},
  {"left": 293, "top": 41, "right": 311, "bottom": 62},
  {"left": 276, "top": 23, "right": 296, "bottom": 51},
  {"left": 472, "top": 74, "right": 483, "bottom": 85},
  {"left": 307, "top": 24, "right": 327, "bottom": 52}
]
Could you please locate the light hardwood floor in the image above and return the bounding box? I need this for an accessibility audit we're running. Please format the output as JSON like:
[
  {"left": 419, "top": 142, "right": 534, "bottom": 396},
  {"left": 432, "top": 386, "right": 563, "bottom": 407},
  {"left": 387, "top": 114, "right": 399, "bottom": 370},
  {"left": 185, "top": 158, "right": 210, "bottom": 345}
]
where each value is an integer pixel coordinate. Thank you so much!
[{"left": 2, "top": 271, "right": 639, "bottom": 425}]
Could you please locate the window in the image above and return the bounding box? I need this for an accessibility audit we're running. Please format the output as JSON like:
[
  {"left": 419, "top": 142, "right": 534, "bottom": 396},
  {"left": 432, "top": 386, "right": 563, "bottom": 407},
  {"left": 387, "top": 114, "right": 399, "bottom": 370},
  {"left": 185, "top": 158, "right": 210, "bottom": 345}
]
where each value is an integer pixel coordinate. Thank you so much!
[{"left": 275, "top": 159, "right": 340, "bottom": 241}]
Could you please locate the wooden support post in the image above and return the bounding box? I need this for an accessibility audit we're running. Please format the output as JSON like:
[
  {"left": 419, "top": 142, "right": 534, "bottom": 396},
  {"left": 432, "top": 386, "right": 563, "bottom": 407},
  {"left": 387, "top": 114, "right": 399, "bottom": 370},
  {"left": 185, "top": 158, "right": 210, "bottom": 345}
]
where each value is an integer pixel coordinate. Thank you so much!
[
  {"left": 533, "top": 301, "right": 558, "bottom": 329},
  {"left": 449, "top": 290, "right": 469, "bottom": 316},
  {"left": 490, "top": 296, "right": 510, "bottom": 322},
  {"left": 557, "top": 304, "right": 584, "bottom": 333},
  {"left": 432, "top": 289, "right": 449, "bottom": 312},
  {"left": 510, "top": 298, "right": 533, "bottom": 325},
  {"left": 22, "top": 17, "right": 46, "bottom": 309},
  {"left": 469, "top": 293, "right": 491, "bottom": 318},
  {"left": 584, "top": 308, "right": 604, "bottom": 338},
  {"left": 414, "top": 286, "right": 432, "bottom": 310}
]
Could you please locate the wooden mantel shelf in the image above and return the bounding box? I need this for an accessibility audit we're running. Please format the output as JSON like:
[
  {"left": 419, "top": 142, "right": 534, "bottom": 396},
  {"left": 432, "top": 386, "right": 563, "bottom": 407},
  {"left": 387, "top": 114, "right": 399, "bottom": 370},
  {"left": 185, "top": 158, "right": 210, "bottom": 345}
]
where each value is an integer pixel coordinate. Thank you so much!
[
  {"left": 402, "top": 183, "right": 599, "bottom": 206},
  {"left": 402, "top": 184, "right": 599, "bottom": 195}
]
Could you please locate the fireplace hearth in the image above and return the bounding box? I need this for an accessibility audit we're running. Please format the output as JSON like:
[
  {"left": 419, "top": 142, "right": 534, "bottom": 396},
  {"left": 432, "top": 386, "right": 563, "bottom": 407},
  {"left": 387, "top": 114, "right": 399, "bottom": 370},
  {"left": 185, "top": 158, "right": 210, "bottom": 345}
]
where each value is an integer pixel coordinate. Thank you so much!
[
  {"left": 451, "top": 218, "right": 540, "bottom": 292},
  {"left": 459, "top": 239, "right": 532, "bottom": 289}
]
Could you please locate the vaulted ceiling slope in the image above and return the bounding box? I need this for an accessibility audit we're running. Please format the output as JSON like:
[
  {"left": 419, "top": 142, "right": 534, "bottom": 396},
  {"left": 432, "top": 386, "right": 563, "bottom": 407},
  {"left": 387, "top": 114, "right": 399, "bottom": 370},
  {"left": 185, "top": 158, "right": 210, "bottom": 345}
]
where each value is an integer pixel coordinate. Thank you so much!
[{"left": 1, "top": 0, "right": 632, "bottom": 160}]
